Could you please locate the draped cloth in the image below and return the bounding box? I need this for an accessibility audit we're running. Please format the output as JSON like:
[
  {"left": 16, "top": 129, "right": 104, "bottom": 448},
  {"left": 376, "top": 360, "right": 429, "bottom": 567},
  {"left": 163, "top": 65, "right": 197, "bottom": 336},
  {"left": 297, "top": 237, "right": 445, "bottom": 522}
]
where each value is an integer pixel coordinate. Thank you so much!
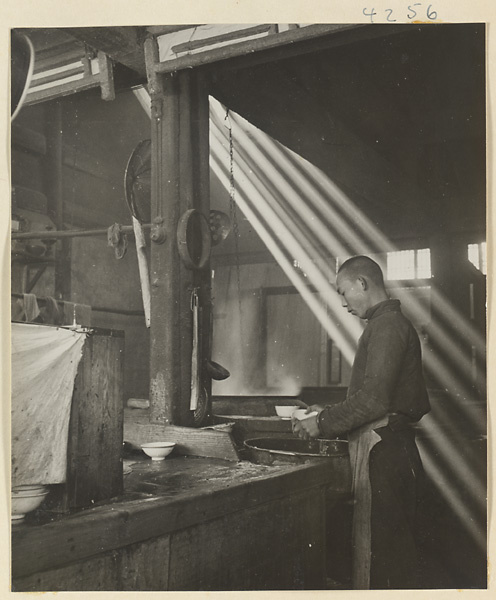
[
  {"left": 348, "top": 415, "right": 388, "bottom": 590},
  {"left": 11, "top": 323, "right": 87, "bottom": 486}
]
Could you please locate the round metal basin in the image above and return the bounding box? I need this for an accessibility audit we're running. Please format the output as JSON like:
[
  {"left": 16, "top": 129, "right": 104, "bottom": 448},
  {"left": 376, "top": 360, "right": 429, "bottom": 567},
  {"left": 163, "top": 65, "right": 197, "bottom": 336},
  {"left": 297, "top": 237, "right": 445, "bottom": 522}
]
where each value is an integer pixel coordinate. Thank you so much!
[{"left": 244, "top": 437, "right": 348, "bottom": 465}]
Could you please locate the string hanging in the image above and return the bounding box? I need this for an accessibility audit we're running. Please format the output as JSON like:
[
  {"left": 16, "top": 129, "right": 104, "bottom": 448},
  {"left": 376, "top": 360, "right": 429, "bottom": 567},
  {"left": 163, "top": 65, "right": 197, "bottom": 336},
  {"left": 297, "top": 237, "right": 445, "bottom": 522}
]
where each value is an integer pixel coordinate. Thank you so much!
[{"left": 225, "top": 108, "right": 243, "bottom": 321}]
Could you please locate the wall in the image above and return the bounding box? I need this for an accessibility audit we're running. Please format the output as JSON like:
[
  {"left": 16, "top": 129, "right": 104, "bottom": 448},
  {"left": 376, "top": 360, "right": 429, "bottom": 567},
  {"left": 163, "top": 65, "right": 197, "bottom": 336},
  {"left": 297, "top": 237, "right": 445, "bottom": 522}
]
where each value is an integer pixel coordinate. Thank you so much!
[
  {"left": 211, "top": 260, "right": 352, "bottom": 395},
  {"left": 12, "top": 89, "right": 152, "bottom": 400}
]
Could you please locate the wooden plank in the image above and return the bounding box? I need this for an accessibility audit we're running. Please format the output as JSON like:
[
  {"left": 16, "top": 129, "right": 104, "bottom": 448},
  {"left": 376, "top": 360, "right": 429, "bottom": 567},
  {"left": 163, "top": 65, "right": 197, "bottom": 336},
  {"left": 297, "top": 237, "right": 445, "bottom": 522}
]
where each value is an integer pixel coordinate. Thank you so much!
[
  {"left": 12, "top": 551, "right": 119, "bottom": 592},
  {"left": 13, "top": 534, "right": 171, "bottom": 591},
  {"left": 44, "top": 102, "right": 63, "bottom": 225},
  {"left": 97, "top": 50, "right": 115, "bottom": 101},
  {"left": 177, "top": 71, "right": 195, "bottom": 427},
  {"left": 11, "top": 185, "right": 48, "bottom": 213},
  {"left": 210, "top": 23, "right": 410, "bottom": 75},
  {"left": 32, "top": 64, "right": 85, "bottom": 88},
  {"left": 32, "top": 43, "right": 86, "bottom": 72},
  {"left": 66, "top": 333, "right": 124, "bottom": 508},
  {"left": 168, "top": 489, "right": 326, "bottom": 590},
  {"left": 26, "top": 265, "right": 48, "bottom": 293},
  {"left": 144, "top": 36, "right": 163, "bottom": 97},
  {"left": 148, "top": 70, "right": 183, "bottom": 425},
  {"left": 147, "top": 25, "right": 201, "bottom": 36},
  {"left": 25, "top": 75, "right": 101, "bottom": 106},
  {"left": 65, "top": 26, "right": 147, "bottom": 76},
  {"left": 124, "top": 408, "right": 239, "bottom": 461},
  {"left": 12, "top": 458, "right": 336, "bottom": 579},
  {"left": 62, "top": 143, "right": 113, "bottom": 181},
  {"left": 154, "top": 24, "right": 358, "bottom": 73},
  {"left": 195, "top": 71, "right": 213, "bottom": 425},
  {"left": 148, "top": 67, "right": 211, "bottom": 426},
  {"left": 291, "top": 486, "right": 327, "bottom": 588},
  {"left": 171, "top": 24, "right": 273, "bottom": 54},
  {"left": 14, "top": 490, "right": 325, "bottom": 591},
  {"left": 44, "top": 102, "right": 72, "bottom": 302},
  {"left": 11, "top": 123, "right": 47, "bottom": 155},
  {"left": 119, "top": 535, "right": 171, "bottom": 591}
]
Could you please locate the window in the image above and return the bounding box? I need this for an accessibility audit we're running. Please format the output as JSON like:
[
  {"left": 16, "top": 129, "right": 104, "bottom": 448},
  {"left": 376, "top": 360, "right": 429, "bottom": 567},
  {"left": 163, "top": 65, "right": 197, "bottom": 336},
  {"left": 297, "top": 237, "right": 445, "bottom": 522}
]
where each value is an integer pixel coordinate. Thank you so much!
[
  {"left": 468, "top": 242, "right": 486, "bottom": 275},
  {"left": 386, "top": 248, "right": 432, "bottom": 280}
]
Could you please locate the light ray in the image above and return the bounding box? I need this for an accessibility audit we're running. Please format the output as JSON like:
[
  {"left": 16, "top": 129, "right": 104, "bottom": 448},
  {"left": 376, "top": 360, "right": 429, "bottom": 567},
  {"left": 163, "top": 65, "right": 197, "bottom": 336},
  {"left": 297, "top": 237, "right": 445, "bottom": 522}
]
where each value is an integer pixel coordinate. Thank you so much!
[
  {"left": 210, "top": 145, "right": 358, "bottom": 363},
  {"left": 211, "top": 126, "right": 363, "bottom": 347},
  {"left": 210, "top": 96, "right": 486, "bottom": 552},
  {"left": 418, "top": 448, "right": 486, "bottom": 552}
]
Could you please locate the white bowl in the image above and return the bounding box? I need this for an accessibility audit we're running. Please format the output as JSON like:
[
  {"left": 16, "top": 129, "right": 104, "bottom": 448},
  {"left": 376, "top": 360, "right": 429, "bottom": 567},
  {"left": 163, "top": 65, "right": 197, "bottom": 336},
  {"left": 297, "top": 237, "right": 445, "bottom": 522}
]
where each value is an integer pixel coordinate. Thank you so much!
[
  {"left": 141, "top": 441, "right": 176, "bottom": 461},
  {"left": 12, "top": 484, "right": 47, "bottom": 496},
  {"left": 12, "top": 486, "right": 49, "bottom": 521},
  {"left": 275, "top": 405, "right": 298, "bottom": 418},
  {"left": 292, "top": 409, "right": 319, "bottom": 421}
]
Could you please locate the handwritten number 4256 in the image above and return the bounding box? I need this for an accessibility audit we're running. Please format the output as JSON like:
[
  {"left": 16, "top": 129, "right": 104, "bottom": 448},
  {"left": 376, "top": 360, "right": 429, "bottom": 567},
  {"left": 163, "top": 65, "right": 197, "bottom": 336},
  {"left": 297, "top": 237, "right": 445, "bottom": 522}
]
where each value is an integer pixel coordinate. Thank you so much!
[{"left": 363, "top": 4, "right": 438, "bottom": 23}]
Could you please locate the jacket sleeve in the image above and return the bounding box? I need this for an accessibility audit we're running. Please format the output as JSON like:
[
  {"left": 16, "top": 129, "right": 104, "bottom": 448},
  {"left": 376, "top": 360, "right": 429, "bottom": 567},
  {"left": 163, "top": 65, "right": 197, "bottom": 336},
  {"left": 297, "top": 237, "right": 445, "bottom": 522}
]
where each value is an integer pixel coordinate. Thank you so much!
[{"left": 318, "top": 316, "right": 408, "bottom": 438}]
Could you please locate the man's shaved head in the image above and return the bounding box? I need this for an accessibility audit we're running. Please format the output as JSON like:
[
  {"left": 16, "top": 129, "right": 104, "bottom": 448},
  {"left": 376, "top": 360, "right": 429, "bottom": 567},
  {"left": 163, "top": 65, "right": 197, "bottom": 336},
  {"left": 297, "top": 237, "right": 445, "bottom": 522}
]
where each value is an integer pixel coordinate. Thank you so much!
[{"left": 338, "top": 256, "right": 385, "bottom": 288}]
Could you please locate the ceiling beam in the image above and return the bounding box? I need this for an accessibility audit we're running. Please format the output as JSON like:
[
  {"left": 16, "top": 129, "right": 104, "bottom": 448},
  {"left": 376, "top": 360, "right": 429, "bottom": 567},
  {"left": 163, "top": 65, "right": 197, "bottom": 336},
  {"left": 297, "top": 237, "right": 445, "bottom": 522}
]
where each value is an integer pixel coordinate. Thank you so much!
[
  {"left": 208, "top": 24, "right": 411, "bottom": 75},
  {"left": 63, "top": 26, "right": 147, "bottom": 75}
]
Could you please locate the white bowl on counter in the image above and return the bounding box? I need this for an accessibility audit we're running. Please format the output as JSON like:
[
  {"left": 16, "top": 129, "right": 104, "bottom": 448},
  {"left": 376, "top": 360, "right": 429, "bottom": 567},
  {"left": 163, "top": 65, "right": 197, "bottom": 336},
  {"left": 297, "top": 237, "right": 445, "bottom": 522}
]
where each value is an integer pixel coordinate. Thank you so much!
[
  {"left": 12, "top": 485, "right": 49, "bottom": 521},
  {"left": 275, "top": 405, "right": 298, "bottom": 418},
  {"left": 292, "top": 409, "right": 319, "bottom": 421},
  {"left": 141, "top": 441, "right": 176, "bottom": 461}
]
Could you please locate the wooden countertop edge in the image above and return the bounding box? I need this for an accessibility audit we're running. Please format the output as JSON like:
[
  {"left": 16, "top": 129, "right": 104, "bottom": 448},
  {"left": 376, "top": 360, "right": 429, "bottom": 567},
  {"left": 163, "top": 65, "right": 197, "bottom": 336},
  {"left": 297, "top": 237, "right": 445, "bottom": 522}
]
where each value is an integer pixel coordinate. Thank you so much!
[{"left": 12, "top": 458, "right": 347, "bottom": 579}]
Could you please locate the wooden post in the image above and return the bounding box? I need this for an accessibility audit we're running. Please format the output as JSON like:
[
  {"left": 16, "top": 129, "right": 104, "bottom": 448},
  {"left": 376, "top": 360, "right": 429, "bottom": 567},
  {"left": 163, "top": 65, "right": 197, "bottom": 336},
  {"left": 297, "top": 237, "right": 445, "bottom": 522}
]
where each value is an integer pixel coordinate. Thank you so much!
[
  {"left": 45, "top": 101, "right": 71, "bottom": 301},
  {"left": 146, "top": 37, "right": 211, "bottom": 426}
]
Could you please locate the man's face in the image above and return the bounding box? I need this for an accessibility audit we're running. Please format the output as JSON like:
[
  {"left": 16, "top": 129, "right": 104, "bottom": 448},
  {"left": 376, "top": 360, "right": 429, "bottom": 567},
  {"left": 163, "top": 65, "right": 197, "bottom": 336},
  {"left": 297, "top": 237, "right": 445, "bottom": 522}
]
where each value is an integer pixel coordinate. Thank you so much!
[{"left": 336, "top": 272, "right": 369, "bottom": 319}]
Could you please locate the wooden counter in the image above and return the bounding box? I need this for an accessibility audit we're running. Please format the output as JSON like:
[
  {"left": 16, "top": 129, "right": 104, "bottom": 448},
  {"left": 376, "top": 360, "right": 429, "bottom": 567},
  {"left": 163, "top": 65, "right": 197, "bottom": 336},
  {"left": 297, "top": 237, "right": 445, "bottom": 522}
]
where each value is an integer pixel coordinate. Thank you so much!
[{"left": 12, "top": 454, "right": 351, "bottom": 591}]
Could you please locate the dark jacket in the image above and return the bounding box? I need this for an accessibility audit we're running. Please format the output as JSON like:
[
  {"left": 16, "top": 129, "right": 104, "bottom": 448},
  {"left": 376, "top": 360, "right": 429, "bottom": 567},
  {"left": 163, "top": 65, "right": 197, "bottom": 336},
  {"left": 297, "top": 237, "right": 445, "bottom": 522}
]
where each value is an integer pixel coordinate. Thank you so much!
[{"left": 318, "top": 299, "right": 430, "bottom": 438}]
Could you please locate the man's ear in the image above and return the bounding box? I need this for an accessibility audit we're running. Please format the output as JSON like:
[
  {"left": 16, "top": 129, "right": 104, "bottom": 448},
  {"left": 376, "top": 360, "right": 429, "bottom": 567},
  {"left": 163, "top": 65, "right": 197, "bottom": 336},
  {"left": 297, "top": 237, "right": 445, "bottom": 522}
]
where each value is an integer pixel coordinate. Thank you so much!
[{"left": 357, "top": 276, "right": 368, "bottom": 290}]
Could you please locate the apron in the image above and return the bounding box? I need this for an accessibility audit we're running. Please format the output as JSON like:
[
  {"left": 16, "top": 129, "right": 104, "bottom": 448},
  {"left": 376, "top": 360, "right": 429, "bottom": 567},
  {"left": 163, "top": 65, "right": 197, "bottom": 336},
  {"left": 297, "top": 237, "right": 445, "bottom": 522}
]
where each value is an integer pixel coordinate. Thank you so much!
[{"left": 348, "top": 415, "right": 389, "bottom": 590}]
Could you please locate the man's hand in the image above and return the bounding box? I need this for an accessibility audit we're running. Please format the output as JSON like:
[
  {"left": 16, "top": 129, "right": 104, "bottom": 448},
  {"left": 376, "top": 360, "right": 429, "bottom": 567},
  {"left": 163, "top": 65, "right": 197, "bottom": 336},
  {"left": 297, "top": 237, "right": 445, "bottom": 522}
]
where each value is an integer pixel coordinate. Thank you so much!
[
  {"left": 307, "top": 404, "right": 325, "bottom": 414},
  {"left": 292, "top": 415, "right": 320, "bottom": 440}
]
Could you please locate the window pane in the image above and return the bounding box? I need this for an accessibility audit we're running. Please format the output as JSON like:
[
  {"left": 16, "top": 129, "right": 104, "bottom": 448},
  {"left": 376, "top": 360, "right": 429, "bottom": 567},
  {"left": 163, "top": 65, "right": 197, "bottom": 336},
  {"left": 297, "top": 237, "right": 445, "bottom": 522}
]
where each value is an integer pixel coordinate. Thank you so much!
[
  {"left": 468, "top": 243, "right": 481, "bottom": 271},
  {"left": 387, "top": 250, "right": 415, "bottom": 280},
  {"left": 416, "top": 248, "right": 432, "bottom": 278},
  {"left": 480, "top": 242, "right": 487, "bottom": 275}
]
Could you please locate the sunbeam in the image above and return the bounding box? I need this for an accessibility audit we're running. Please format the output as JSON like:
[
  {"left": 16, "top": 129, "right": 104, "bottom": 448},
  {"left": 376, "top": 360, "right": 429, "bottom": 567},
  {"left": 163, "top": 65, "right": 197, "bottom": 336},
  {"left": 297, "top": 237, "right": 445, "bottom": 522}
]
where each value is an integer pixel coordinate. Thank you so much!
[{"left": 209, "top": 95, "right": 486, "bottom": 552}]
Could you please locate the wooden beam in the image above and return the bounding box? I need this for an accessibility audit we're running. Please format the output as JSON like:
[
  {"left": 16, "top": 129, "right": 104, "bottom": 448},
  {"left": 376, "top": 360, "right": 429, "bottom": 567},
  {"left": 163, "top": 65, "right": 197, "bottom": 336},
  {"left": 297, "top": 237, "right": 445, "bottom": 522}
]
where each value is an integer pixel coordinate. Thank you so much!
[
  {"left": 65, "top": 26, "right": 147, "bottom": 76},
  {"left": 65, "top": 333, "right": 124, "bottom": 509},
  {"left": 171, "top": 24, "right": 274, "bottom": 54},
  {"left": 62, "top": 143, "right": 113, "bottom": 182},
  {"left": 11, "top": 185, "right": 48, "bottom": 214},
  {"left": 11, "top": 124, "right": 47, "bottom": 156},
  {"left": 97, "top": 50, "right": 115, "bottom": 101},
  {"left": 44, "top": 101, "right": 72, "bottom": 301},
  {"left": 124, "top": 408, "right": 239, "bottom": 461},
  {"left": 25, "top": 265, "right": 48, "bottom": 293},
  {"left": 12, "top": 458, "right": 333, "bottom": 579},
  {"left": 209, "top": 23, "right": 413, "bottom": 75},
  {"left": 153, "top": 24, "right": 358, "bottom": 74},
  {"left": 146, "top": 25, "right": 201, "bottom": 36},
  {"left": 147, "top": 61, "right": 211, "bottom": 426},
  {"left": 25, "top": 75, "right": 101, "bottom": 106}
]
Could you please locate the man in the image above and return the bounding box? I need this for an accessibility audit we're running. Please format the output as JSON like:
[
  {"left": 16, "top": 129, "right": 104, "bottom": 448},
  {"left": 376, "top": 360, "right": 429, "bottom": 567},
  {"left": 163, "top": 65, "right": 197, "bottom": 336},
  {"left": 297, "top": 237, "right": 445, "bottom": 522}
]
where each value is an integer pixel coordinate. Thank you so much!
[{"left": 293, "top": 255, "right": 430, "bottom": 590}]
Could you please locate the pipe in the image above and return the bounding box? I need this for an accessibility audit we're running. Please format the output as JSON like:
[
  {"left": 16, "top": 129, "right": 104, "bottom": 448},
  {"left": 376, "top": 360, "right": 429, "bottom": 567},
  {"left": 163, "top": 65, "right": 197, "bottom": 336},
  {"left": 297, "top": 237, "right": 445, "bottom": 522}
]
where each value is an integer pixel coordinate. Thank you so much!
[
  {"left": 10, "top": 292, "right": 145, "bottom": 317},
  {"left": 12, "top": 223, "right": 152, "bottom": 241}
]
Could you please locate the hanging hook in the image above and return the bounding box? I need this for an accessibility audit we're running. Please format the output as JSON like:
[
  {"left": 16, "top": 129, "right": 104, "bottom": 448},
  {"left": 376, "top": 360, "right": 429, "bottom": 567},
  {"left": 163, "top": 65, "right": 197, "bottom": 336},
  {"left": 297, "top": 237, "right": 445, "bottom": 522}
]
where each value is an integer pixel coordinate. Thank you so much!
[
  {"left": 223, "top": 105, "right": 232, "bottom": 130},
  {"left": 190, "top": 287, "right": 199, "bottom": 311}
]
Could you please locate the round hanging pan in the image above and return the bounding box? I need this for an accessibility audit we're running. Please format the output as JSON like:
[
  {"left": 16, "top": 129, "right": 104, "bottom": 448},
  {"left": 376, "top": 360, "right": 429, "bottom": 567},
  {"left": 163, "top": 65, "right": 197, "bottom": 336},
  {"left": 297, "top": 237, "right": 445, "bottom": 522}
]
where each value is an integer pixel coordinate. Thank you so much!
[
  {"left": 124, "top": 139, "right": 151, "bottom": 224},
  {"left": 177, "top": 209, "right": 211, "bottom": 270},
  {"left": 244, "top": 437, "right": 348, "bottom": 465},
  {"left": 11, "top": 32, "right": 35, "bottom": 121}
]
